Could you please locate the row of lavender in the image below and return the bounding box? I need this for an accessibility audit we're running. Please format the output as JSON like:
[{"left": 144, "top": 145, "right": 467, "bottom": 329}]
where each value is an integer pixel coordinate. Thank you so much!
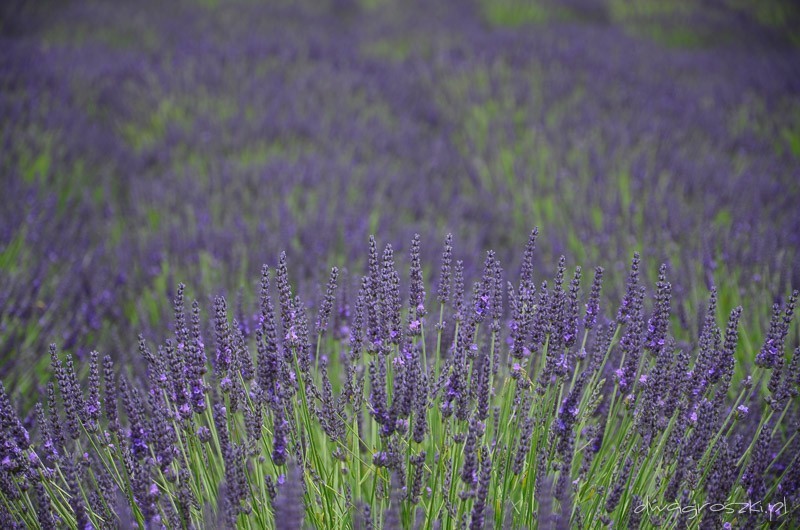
[
  {"left": 2, "top": 0, "right": 799, "bottom": 383},
  {"left": 1, "top": 232, "right": 798, "bottom": 528}
]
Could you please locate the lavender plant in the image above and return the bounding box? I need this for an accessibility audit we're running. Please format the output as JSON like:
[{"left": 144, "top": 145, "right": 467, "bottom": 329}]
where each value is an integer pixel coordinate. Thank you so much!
[
  {"left": 2, "top": 0, "right": 799, "bottom": 389},
  {"left": 1, "top": 233, "right": 798, "bottom": 528},
  {"left": 2, "top": 1, "right": 799, "bottom": 527}
]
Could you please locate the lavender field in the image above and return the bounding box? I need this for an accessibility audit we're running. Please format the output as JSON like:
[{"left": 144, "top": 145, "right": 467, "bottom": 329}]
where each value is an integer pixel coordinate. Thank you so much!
[{"left": 1, "top": 0, "right": 800, "bottom": 528}]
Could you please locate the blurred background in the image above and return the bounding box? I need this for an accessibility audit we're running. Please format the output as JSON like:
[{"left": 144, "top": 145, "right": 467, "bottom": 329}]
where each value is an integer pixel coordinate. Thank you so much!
[{"left": 1, "top": 0, "right": 799, "bottom": 393}]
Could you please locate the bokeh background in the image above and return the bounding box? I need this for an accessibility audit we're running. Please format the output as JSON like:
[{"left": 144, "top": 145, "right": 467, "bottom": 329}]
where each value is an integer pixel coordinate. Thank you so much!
[{"left": 2, "top": 0, "right": 799, "bottom": 393}]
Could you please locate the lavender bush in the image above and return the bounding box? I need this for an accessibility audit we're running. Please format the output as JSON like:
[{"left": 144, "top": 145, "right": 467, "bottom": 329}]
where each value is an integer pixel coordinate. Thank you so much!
[
  {"left": 2, "top": 0, "right": 800, "bottom": 527},
  {"left": 1, "top": 0, "right": 799, "bottom": 382},
  {"left": 1, "top": 233, "right": 798, "bottom": 528}
]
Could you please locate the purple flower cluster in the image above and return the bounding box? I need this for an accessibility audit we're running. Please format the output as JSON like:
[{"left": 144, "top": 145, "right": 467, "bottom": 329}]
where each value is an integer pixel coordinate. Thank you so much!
[
  {"left": 1, "top": 0, "right": 798, "bottom": 391},
  {"left": 0, "top": 0, "right": 799, "bottom": 524},
  {"left": 0, "top": 232, "right": 796, "bottom": 527}
]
